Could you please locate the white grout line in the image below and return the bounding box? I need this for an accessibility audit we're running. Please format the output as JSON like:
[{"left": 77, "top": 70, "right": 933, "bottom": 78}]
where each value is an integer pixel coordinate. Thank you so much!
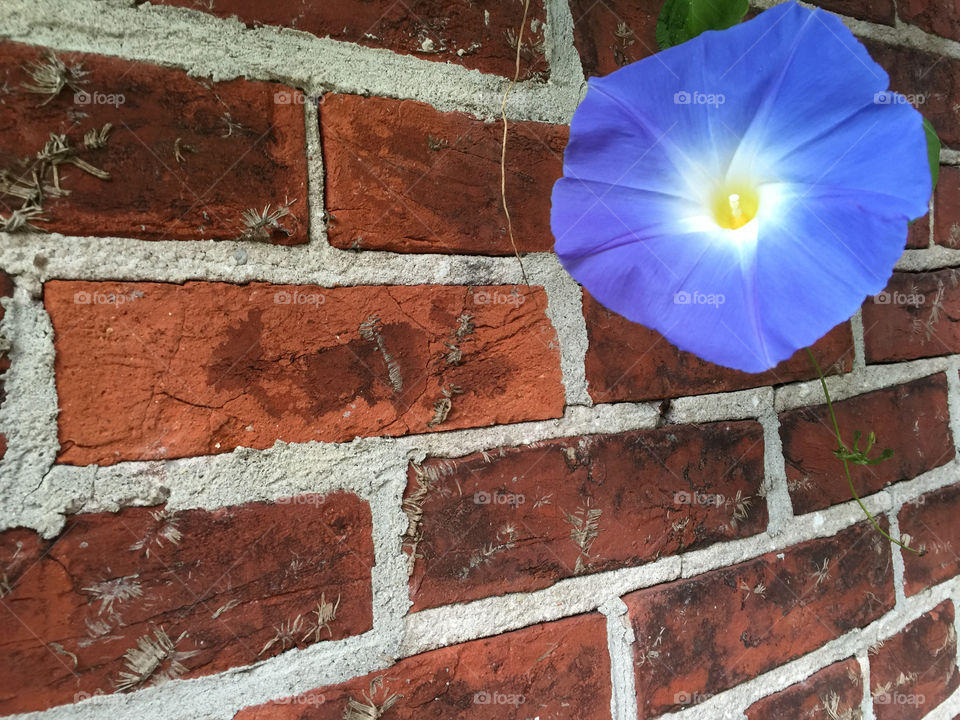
[
  {"left": 600, "top": 596, "right": 638, "bottom": 720},
  {"left": 857, "top": 651, "right": 876, "bottom": 720},
  {"left": 888, "top": 510, "right": 909, "bottom": 608},
  {"left": 851, "top": 308, "right": 867, "bottom": 370},
  {"left": 759, "top": 401, "right": 794, "bottom": 536}
]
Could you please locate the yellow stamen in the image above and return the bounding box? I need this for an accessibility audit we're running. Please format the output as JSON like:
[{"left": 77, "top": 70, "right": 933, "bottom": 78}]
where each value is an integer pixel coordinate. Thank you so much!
[{"left": 712, "top": 184, "right": 759, "bottom": 230}]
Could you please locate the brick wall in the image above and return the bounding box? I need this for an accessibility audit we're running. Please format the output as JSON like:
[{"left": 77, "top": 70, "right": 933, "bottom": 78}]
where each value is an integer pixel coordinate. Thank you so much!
[{"left": 1, "top": 0, "right": 960, "bottom": 718}]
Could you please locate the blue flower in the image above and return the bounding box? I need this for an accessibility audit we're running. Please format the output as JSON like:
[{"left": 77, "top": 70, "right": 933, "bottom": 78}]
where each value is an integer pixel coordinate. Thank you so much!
[{"left": 552, "top": 1, "right": 931, "bottom": 373}]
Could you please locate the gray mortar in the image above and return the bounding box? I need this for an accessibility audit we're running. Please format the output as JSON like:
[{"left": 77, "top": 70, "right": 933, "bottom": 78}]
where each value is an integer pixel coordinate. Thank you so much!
[
  {"left": 759, "top": 402, "right": 794, "bottom": 535},
  {"left": 600, "top": 597, "right": 638, "bottom": 720},
  {"left": 0, "top": 286, "right": 60, "bottom": 536},
  {"left": 888, "top": 510, "right": 909, "bottom": 606},
  {"left": 858, "top": 652, "right": 875, "bottom": 720},
  {"left": 398, "top": 556, "right": 683, "bottom": 658},
  {"left": 852, "top": 308, "right": 867, "bottom": 368}
]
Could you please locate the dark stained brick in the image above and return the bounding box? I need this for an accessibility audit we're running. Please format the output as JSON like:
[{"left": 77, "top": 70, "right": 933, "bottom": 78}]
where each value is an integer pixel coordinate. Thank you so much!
[
  {"left": 406, "top": 420, "right": 766, "bottom": 611},
  {"left": 234, "top": 613, "right": 611, "bottom": 719},
  {"left": 624, "top": 521, "right": 895, "bottom": 716},
  {"left": 0, "top": 494, "right": 374, "bottom": 714},
  {"left": 780, "top": 374, "right": 954, "bottom": 515},
  {"left": 870, "top": 601, "right": 959, "bottom": 720},
  {"left": 583, "top": 292, "right": 854, "bottom": 403}
]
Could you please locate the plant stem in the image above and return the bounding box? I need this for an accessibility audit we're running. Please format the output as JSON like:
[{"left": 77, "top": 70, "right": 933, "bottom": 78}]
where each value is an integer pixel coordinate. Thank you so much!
[{"left": 805, "top": 348, "right": 920, "bottom": 554}]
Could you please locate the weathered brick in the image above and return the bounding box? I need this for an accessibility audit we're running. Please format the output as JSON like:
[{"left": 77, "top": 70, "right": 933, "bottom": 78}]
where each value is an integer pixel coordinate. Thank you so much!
[
  {"left": 234, "top": 613, "right": 610, "bottom": 719},
  {"left": 583, "top": 292, "right": 854, "bottom": 403},
  {"left": 46, "top": 281, "right": 564, "bottom": 465},
  {"left": 907, "top": 211, "right": 931, "bottom": 248},
  {"left": 745, "top": 658, "right": 863, "bottom": 720},
  {"left": 862, "top": 270, "right": 960, "bottom": 363},
  {"left": 900, "top": 483, "right": 960, "bottom": 595},
  {"left": 899, "top": 0, "right": 960, "bottom": 41},
  {"left": 321, "top": 93, "right": 566, "bottom": 255},
  {"left": 624, "top": 521, "right": 895, "bottom": 716},
  {"left": 0, "top": 271, "right": 12, "bottom": 461},
  {"left": 779, "top": 374, "right": 954, "bottom": 515},
  {"left": 406, "top": 420, "right": 766, "bottom": 611},
  {"left": 870, "top": 600, "right": 959, "bottom": 720},
  {"left": 569, "top": 0, "right": 659, "bottom": 78},
  {"left": 0, "top": 43, "right": 307, "bottom": 243},
  {"left": 0, "top": 494, "right": 373, "bottom": 714},
  {"left": 150, "top": 0, "right": 548, "bottom": 80},
  {"left": 812, "top": 0, "right": 895, "bottom": 24},
  {"left": 863, "top": 40, "right": 960, "bottom": 147},
  {"left": 934, "top": 166, "right": 960, "bottom": 248}
]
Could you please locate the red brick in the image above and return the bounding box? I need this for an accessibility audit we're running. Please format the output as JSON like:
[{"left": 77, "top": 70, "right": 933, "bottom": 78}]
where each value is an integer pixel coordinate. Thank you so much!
[
  {"left": 150, "top": 0, "right": 548, "bottom": 80},
  {"left": 900, "top": 0, "right": 960, "bottom": 41},
  {"left": 624, "top": 521, "right": 895, "bottom": 716},
  {"left": 745, "top": 658, "right": 863, "bottom": 720},
  {"left": 0, "top": 271, "right": 12, "bottom": 461},
  {"left": 569, "top": 0, "right": 895, "bottom": 79},
  {"left": 0, "top": 43, "right": 307, "bottom": 244},
  {"left": 583, "top": 292, "right": 854, "bottom": 403},
  {"left": 406, "top": 420, "right": 766, "bottom": 611},
  {"left": 779, "top": 374, "right": 954, "bottom": 515},
  {"left": 934, "top": 166, "right": 960, "bottom": 248},
  {"left": 907, "top": 212, "right": 931, "bottom": 248},
  {"left": 234, "top": 613, "right": 610, "bottom": 719},
  {"left": 569, "top": 0, "right": 659, "bottom": 78},
  {"left": 862, "top": 270, "right": 960, "bottom": 363},
  {"left": 864, "top": 40, "right": 960, "bottom": 148},
  {"left": 870, "top": 600, "right": 959, "bottom": 720},
  {"left": 812, "top": 0, "right": 895, "bottom": 24},
  {"left": 900, "top": 483, "right": 960, "bottom": 595},
  {"left": 321, "top": 94, "right": 565, "bottom": 255},
  {"left": 0, "top": 494, "right": 373, "bottom": 714},
  {"left": 46, "top": 281, "right": 564, "bottom": 465}
]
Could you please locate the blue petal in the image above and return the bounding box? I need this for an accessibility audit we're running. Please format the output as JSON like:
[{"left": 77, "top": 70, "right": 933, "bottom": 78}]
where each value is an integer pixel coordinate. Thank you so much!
[{"left": 552, "top": 0, "right": 931, "bottom": 372}]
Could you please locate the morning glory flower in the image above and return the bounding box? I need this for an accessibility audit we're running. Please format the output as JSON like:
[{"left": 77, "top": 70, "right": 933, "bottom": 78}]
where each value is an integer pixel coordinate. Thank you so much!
[{"left": 551, "top": 1, "right": 931, "bottom": 373}]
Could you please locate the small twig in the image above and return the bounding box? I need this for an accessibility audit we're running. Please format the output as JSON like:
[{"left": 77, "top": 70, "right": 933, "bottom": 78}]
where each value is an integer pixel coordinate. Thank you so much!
[{"left": 499, "top": 0, "right": 531, "bottom": 287}]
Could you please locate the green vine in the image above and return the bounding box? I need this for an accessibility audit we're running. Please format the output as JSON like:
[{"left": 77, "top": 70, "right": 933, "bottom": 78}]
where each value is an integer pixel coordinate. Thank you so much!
[{"left": 805, "top": 348, "right": 921, "bottom": 554}]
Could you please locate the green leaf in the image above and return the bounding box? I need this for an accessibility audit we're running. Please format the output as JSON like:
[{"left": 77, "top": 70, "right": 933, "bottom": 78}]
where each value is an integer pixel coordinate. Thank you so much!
[
  {"left": 924, "top": 117, "right": 940, "bottom": 192},
  {"left": 656, "top": 0, "right": 749, "bottom": 50}
]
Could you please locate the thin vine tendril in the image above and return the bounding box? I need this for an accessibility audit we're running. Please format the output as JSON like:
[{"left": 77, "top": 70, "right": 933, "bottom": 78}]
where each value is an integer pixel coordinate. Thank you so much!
[{"left": 805, "top": 348, "right": 921, "bottom": 554}]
